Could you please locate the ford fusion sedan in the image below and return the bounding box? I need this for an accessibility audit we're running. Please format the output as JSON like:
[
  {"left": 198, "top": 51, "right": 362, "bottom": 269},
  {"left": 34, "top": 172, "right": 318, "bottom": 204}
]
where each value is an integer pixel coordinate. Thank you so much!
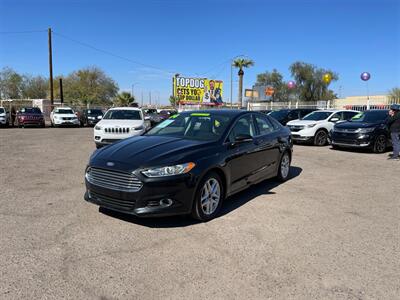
[
  {"left": 287, "top": 110, "right": 359, "bottom": 146},
  {"left": 330, "top": 110, "right": 390, "bottom": 153},
  {"left": 93, "top": 107, "right": 146, "bottom": 148},
  {"left": 50, "top": 107, "right": 80, "bottom": 127},
  {"left": 17, "top": 107, "right": 45, "bottom": 128},
  {"left": 84, "top": 110, "right": 293, "bottom": 221}
]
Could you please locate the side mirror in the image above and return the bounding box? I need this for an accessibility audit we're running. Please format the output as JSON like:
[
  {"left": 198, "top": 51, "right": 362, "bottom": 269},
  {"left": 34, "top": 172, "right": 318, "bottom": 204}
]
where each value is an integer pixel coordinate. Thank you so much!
[
  {"left": 234, "top": 134, "right": 253, "bottom": 143},
  {"left": 330, "top": 117, "right": 340, "bottom": 123}
]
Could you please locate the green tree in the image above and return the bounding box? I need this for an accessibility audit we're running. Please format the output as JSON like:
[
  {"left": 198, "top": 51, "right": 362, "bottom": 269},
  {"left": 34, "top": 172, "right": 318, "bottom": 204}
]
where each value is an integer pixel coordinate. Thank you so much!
[
  {"left": 289, "top": 62, "right": 338, "bottom": 101},
  {"left": 0, "top": 67, "right": 24, "bottom": 99},
  {"left": 388, "top": 87, "right": 400, "bottom": 103},
  {"left": 255, "top": 69, "right": 290, "bottom": 101},
  {"left": 113, "top": 91, "right": 135, "bottom": 107},
  {"left": 21, "top": 75, "right": 48, "bottom": 99},
  {"left": 233, "top": 58, "right": 254, "bottom": 107},
  {"left": 62, "top": 67, "right": 118, "bottom": 106},
  {"left": 169, "top": 95, "right": 179, "bottom": 107}
]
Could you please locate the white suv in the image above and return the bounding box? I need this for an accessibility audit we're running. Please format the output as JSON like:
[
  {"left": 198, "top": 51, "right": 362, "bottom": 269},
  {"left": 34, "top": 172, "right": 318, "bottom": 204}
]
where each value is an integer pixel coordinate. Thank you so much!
[
  {"left": 0, "top": 107, "right": 10, "bottom": 127},
  {"left": 286, "top": 109, "right": 359, "bottom": 146},
  {"left": 50, "top": 107, "right": 80, "bottom": 127},
  {"left": 94, "top": 107, "right": 147, "bottom": 148}
]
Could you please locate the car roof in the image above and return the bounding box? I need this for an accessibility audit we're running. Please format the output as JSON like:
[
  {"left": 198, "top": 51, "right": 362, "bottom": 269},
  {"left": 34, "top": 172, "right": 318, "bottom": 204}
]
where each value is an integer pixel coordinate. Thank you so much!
[
  {"left": 109, "top": 107, "right": 141, "bottom": 111},
  {"left": 54, "top": 106, "right": 73, "bottom": 110},
  {"left": 180, "top": 109, "right": 248, "bottom": 117}
]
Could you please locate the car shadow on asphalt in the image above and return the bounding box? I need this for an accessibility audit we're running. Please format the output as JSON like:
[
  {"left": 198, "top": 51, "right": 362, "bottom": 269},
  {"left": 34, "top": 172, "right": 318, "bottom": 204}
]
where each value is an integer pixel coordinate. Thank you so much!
[{"left": 99, "top": 166, "right": 303, "bottom": 228}]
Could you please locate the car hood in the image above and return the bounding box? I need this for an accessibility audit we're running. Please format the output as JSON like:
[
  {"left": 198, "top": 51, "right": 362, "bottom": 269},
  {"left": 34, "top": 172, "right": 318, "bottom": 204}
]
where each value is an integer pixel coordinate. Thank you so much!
[
  {"left": 335, "top": 121, "right": 381, "bottom": 129},
  {"left": 90, "top": 135, "right": 215, "bottom": 172},
  {"left": 18, "top": 113, "right": 43, "bottom": 117},
  {"left": 97, "top": 119, "right": 143, "bottom": 127},
  {"left": 54, "top": 113, "right": 76, "bottom": 118},
  {"left": 287, "top": 120, "right": 324, "bottom": 126}
]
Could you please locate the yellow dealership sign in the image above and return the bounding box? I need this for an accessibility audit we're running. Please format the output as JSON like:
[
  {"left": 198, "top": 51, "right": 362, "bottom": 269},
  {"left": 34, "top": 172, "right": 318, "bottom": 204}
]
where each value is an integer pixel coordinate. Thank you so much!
[{"left": 174, "top": 77, "right": 223, "bottom": 105}]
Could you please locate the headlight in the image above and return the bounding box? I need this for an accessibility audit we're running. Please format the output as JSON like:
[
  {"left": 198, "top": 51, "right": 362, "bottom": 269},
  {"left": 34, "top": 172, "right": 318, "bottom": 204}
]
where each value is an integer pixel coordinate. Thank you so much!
[
  {"left": 356, "top": 127, "right": 375, "bottom": 133},
  {"left": 54, "top": 115, "right": 59, "bottom": 119},
  {"left": 88, "top": 116, "right": 95, "bottom": 120},
  {"left": 141, "top": 162, "right": 196, "bottom": 177},
  {"left": 306, "top": 124, "right": 317, "bottom": 128},
  {"left": 94, "top": 125, "right": 102, "bottom": 130},
  {"left": 133, "top": 125, "right": 144, "bottom": 131}
]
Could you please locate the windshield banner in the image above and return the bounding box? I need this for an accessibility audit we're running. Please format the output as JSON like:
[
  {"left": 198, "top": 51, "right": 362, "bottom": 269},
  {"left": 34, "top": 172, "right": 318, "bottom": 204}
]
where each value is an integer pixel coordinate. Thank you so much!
[{"left": 173, "top": 77, "right": 223, "bottom": 105}]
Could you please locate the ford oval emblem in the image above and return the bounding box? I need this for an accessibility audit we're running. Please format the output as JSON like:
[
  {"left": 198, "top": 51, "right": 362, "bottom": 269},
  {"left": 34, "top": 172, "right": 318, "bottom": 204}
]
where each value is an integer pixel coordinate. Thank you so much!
[{"left": 106, "top": 162, "right": 115, "bottom": 167}]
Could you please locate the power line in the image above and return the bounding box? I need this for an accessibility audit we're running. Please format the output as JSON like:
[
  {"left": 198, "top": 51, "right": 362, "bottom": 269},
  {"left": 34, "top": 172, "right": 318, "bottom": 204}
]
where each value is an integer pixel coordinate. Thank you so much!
[
  {"left": 0, "top": 30, "right": 47, "bottom": 34},
  {"left": 52, "top": 31, "right": 178, "bottom": 76}
]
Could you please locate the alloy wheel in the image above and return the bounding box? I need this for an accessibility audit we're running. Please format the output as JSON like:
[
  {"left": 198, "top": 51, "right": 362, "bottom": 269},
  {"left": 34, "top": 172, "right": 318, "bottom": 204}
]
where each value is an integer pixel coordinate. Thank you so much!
[
  {"left": 200, "top": 178, "right": 221, "bottom": 215},
  {"left": 315, "top": 131, "right": 327, "bottom": 146},
  {"left": 375, "top": 135, "right": 386, "bottom": 153},
  {"left": 280, "top": 153, "right": 290, "bottom": 179}
]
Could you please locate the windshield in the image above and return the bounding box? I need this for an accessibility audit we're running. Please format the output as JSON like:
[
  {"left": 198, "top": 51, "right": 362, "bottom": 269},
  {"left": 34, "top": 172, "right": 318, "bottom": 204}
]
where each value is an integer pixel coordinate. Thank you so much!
[
  {"left": 0, "top": 108, "right": 4, "bottom": 114},
  {"left": 21, "top": 107, "right": 41, "bottom": 114},
  {"left": 302, "top": 111, "right": 332, "bottom": 121},
  {"left": 103, "top": 110, "right": 142, "bottom": 120},
  {"left": 269, "top": 110, "right": 289, "bottom": 121},
  {"left": 87, "top": 109, "right": 103, "bottom": 115},
  {"left": 56, "top": 109, "right": 74, "bottom": 114},
  {"left": 350, "top": 111, "right": 388, "bottom": 123},
  {"left": 145, "top": 112, "right": 232, "bottom": 141}
]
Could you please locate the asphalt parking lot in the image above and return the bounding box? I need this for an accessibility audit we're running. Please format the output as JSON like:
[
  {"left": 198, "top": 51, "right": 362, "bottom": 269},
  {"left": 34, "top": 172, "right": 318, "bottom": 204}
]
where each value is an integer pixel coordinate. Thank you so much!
[{"left": 0, "top": 127, "right": 399, "bottom": 299}]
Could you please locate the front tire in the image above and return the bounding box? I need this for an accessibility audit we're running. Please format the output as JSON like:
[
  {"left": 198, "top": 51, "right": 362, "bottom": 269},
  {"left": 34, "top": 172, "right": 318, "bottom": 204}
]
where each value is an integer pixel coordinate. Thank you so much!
[
  {"left": 191, "top": 172, "right": 224, "bottom": 222},
  {"left": 276, "top": 151, "right": 291, "bottom": 182},
  {"left": 373, "top": 134, "right": 387, "bottom": 153},
  {"left": 314, "top": 129, "right": 328, "bottom": 146}
]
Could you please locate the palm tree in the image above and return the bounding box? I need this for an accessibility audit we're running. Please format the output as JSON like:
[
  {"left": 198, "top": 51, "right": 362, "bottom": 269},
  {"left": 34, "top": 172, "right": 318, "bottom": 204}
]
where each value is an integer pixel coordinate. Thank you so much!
[
  {"left": 114, "top": 91, "right": 135, "bottom": 107},
  {"left": 233, "top": 58, "right": 254, "bottom": 108}
]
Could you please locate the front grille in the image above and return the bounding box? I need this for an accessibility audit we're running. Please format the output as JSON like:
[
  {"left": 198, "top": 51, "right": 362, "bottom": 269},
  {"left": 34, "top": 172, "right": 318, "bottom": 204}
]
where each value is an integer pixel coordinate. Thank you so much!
[
  {"left": 104, "top": 127, "right": 130, "bottom": 134},
  {"left": 90, "top": 191, "right": 135, "bottom": 211},
  {"left": 62, "top": 117, "right": 74, "bottom": 120},
  {"left": 334, "top": 128, "right": 358, "bottom": 133},
  {"left": 86, "top": 167, "right": 142, "bottom": 192},
  {"left": 288, "top": 125, "right": 304, "bottom": 132}
]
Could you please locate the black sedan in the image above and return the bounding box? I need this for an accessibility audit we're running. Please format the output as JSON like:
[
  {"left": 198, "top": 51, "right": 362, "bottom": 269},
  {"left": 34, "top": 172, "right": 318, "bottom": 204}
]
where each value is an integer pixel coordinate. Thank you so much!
[
  {"left": 84, "top": 110, "right": 293, "bottom": 221},
  {"left": 330, "top": 110, "right": 390, "bottom": 153},
  {"left": 268, "top": 108, "right": 316, "bottom": 125}
]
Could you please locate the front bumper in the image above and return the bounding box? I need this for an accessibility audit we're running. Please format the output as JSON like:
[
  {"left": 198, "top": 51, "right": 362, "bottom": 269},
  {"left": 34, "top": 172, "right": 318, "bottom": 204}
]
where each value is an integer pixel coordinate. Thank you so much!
[
  {"left": 54, "top": 119, "right": 80, "bottom": 126},
  {"left": 84, "top": 172, "right": 197, "bottom": 217},
  {"left": 330, "top": 132, "right": 373, "bottom": 148},
  {"left": 0, "top": 118, "right": 7, "bottom": 125},
  {"left": 291, "top": 134, "right": 314, "bottom": 142},
  {"left": 19, "top": 119, "right": 45, "bottom": 127},
  {"left": 94, "top": 130, "right": 144, "bottom": 146}
]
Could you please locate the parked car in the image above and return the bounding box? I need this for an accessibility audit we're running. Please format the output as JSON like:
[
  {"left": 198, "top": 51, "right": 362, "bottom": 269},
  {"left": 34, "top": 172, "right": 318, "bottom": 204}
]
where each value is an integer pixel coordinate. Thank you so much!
[
  {"left": 158, "top": 110, "right": 177, "bottom": 121},
  {"left": 50, "top": 107, "right": 80, "bottom": 127},
  {"left": 268, "top": 108, "right": 316, "bottom": 125},
  {"left": 16, "top": 107, "right": 45, "bottom": 128},
  {"left": 330, "top": 110, "right": 391, "bottom": 153},
  {"left": 287, "top": 109, "right": 359, "bottom": 146},
  {"left": 0, "top": 107, "right": 10, "bottom": 127},
  {"left": 143, "top": 108, "right": 163, "bottom": 127},
  {"left": 259, "top": 110, "right": 272, "bottom": 114},
  {"left": 84, "top": 110, "right": 293, "bottom": 221},
  {"left": 93, "top": 107, "right": 146, "bottom": 148},
  {"left": 79, "top": 109, "right": 104, "bottom": 127}
]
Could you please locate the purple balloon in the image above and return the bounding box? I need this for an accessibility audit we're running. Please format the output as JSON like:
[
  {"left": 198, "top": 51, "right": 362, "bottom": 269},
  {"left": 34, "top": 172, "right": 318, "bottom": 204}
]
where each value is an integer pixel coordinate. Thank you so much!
[
  {"left": 287, "top": 80, "right": 296, "bottom": 89},
  {"left": 361, "top": 72, "right": 371, "bottom": 81}
]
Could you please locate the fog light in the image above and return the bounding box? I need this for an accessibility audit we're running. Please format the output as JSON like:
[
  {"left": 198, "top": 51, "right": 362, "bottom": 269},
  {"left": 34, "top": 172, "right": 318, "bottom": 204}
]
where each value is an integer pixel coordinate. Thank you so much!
[
  {"left": 95, "top": 136, "right": 101, "bottom": 140},
  {"left": 159, "top": 198, "right": 173, "bottom": 207}
]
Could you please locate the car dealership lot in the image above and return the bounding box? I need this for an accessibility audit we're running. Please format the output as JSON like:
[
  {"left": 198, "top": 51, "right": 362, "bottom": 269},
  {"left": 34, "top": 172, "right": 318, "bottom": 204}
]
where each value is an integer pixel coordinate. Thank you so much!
[{"left": 0, "top": 128, "right": 398, "bottom": 299}]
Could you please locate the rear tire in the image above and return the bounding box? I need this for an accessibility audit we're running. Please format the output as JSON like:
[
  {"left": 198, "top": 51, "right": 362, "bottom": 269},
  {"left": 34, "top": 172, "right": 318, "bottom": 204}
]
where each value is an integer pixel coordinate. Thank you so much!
[
  {"left": 314, "top": 129, "right": 328, "bottom": 146},
  {"left": 191, "top": 172, "right": 224, "bottom": 222},
  {"left": 276, "top": 151, "right": 291, "bottom": 182},
  {"left": 373, "top": 134, "right": 387, "bottom": 153}
]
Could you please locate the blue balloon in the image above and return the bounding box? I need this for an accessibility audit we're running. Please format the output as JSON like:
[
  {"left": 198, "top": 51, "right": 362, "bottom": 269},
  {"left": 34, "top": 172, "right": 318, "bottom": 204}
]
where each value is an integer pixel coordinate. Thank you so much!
[{"left": 360, "top": 72, "right": 371, "bottom": 81}]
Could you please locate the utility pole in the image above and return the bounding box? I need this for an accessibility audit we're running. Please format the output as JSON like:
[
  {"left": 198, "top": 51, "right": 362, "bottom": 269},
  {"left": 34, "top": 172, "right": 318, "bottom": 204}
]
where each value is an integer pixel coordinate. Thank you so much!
[
  {"left": 141, "top": 91, "right": 143, "bottom": 107},
  {"left": 59, "top": 78, "right": 64, "bottom": 105},
  {"left": 48, "top": 28, "right": 54, "bottom": 107},
  {"left": 230, "top": 60, "right": 233, "bottom": 108},
  {"left": 149, "top": 91, "right": 152, "bottom": 106}
]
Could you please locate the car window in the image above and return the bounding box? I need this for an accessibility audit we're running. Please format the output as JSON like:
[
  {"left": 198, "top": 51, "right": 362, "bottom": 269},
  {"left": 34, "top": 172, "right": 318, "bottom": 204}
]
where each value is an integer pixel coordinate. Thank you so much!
[
  {"left": 300, "top": 110, "right": 313, "bottom": 118},
  {"left": 330, "top": 112, "right": 342, "bottom": 120},
  {"left": 228, "top": 115, "right": 255, "bottom": 143},
  {"left": 288, "top": 110, "right": 299, "bottom": 120},
  {"left": 267, "top": 116, "right": 282, "bottom": 130},
  {"left": 255, "top": 114, "right": 274, "bottom": 135},
  {"left": 342, "top": 111, "right": 358, "bottom": 120}
]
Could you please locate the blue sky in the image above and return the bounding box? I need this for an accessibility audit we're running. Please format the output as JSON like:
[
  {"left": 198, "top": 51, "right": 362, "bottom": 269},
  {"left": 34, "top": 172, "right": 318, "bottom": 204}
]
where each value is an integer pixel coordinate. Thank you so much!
[{"left": 1, "top": 0, "right": 399, "bottom": 104}]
